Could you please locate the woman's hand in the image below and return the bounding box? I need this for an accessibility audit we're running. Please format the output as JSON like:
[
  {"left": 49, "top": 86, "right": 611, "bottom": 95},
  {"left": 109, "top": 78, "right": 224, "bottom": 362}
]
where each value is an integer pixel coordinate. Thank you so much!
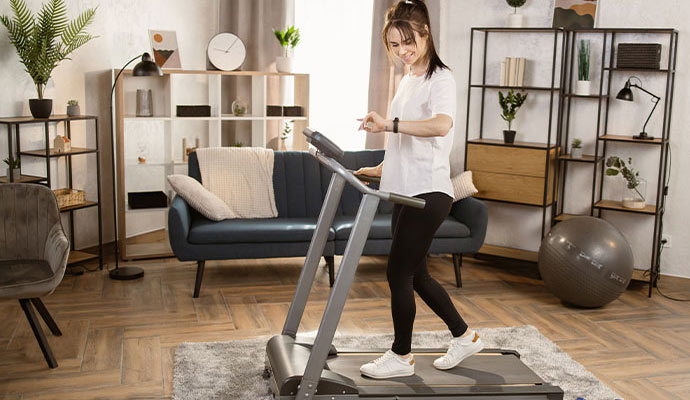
[
  {"left": 358, "top": 111, "right": 388, "bottom": 133},
  {"left": 354, "top": 164, "right": 382, "bottom": 178}
]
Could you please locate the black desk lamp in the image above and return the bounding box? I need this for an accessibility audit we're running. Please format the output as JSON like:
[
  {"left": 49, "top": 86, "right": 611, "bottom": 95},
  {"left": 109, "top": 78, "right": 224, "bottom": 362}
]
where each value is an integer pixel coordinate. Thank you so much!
[
  {"left": 615, "top": 76, "right": 660, "bottom": 140},
  {"left": 109, "top": 53, "right": 163, "bottom": 280}
]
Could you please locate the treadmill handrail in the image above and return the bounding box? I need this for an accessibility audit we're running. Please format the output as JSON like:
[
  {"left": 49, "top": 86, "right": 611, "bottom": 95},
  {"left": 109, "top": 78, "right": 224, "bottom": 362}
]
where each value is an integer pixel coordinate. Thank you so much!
[{"left": 309, "top": 147, "right": 425, "bottom": 209}]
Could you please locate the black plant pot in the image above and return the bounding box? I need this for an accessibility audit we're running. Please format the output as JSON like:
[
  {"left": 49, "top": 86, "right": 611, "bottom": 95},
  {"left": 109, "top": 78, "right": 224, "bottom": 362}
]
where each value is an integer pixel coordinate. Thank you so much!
[
  {"left": 503, "top": 130, "right": 516, "bottom": 144},
  {"left": 29, "top": 99, "right": 53, "bottom": 119}
]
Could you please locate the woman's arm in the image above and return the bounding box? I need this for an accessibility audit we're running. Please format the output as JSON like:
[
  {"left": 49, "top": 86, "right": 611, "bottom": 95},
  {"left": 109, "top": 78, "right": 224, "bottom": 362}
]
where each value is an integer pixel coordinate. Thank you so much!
[
  {"left": 354, "top": 161, "right": 383, "bottom": 177},
  {"left": 358, "top": 111, "right": 452, "bottom": 138}
]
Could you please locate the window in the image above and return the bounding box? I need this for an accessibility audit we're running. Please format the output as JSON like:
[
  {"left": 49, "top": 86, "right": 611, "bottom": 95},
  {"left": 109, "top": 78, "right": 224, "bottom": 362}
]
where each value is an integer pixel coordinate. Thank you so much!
[{"left": 294, "top": 0, "right": 373, "bottom": 150}]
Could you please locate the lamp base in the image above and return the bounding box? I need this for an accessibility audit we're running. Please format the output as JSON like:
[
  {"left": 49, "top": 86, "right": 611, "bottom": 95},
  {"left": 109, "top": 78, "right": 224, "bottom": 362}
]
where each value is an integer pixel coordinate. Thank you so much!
[
  {"left": 109, "top": 266, "right": 145, "bottom": 280},
  {"left": 633, "top": 132, "right": 654, "bottom": 140}
]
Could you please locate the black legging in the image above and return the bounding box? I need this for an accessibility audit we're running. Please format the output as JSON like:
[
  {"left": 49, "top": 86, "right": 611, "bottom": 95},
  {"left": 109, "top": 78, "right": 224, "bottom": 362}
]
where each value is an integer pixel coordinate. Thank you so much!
[{"left": 388, "top": 191, "right": 468, "bottom": 355}]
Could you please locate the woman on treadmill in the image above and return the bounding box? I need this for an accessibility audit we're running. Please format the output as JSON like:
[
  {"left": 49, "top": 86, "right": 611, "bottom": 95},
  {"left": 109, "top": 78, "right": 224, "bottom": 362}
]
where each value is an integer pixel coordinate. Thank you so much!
[{"left": 355, "top": 0, "right": 483, "bottom": 379}]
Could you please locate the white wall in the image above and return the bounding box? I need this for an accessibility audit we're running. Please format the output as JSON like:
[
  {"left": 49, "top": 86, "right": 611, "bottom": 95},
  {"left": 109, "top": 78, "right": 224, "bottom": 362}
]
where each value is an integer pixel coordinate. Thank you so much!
[
  {"left": 443, "top": 0, "right": 690, "bottom": 278},
  {"left": 0, "top": 0, "right": 219, "bottom": 251}
]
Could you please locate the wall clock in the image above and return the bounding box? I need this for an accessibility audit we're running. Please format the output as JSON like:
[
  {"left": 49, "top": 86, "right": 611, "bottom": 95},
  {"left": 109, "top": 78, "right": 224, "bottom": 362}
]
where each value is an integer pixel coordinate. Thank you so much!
[{"left": 207, "top": 32, "right": 246, "bottom": 71}]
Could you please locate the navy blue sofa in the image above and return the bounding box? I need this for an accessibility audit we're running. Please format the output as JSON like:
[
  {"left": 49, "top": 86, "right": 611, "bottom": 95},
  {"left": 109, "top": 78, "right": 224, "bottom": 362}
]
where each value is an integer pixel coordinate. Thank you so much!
[{"left": 168, "top": 150, "right": 488, "bottom": 297}]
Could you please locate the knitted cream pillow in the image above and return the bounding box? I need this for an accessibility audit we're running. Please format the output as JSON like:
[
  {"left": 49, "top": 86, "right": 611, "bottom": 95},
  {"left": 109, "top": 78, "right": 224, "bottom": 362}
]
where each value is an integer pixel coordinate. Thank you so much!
[
  {"left": 451, "top": 171, "right": 478, "bottom": 202},
  {"left": 167, "top": 175, "right": 234, "bottom": 221}
]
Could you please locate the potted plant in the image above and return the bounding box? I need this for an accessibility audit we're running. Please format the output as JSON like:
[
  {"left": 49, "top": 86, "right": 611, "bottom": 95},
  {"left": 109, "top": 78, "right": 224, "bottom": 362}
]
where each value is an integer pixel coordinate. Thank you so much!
[
  {"left": 66, "top": 100, "right": 80, "bottom": 117},
  {"left": 571, "top": 138, "right": 583, "bottom": 158},
  {"left": 606, "top": 156, "right": 646, "bottom": 209},
  {"left": 506, "top": 0, "right": 527, "bottom": 28},
  {"left": 273, "top": 25, "right": 300, "bottom": 73},
  {"left": 3, "top": 155, "right": 20, "bottom": 181},
  {"left": 280, "top": 121, "right": 292, "bottom": 150},
  {"left": 498, "top": 89, "right": 528, "bottom": 144},
  {"left": 576, "top": 40, "right": 591, "bottom": 96},
  {"left": 1, "top": 0, "right": 97, "bottom": 119}
]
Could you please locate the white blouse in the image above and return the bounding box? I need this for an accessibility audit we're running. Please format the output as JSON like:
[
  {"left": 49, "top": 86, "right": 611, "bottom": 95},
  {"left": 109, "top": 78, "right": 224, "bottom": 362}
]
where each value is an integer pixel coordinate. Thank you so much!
[{"left": 380, "top": 68, "right": 456, "bottom": 198}]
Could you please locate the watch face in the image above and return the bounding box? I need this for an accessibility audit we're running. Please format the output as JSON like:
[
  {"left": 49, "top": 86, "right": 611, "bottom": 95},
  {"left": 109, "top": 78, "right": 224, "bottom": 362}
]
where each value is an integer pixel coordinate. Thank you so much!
[{"left": 207, "top": 33, "right": 246, "bottom": 71}]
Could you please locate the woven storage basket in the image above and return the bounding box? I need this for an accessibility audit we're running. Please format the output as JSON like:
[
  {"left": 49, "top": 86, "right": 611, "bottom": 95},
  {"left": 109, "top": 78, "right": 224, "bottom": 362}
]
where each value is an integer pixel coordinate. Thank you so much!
[{"left": 53, "top": 188, "right": 85, "bottom": 208}]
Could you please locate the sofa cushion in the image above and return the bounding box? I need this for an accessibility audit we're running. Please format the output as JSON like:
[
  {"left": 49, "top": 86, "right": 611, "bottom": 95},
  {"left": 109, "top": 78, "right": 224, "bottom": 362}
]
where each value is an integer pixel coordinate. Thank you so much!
[
  {"left": 189, "top": 217, "right": 335, "bottom": 244},
  {"left": 333, "top": 215, "right": 470, "bottom": 240},
  {"left": 167, "top": 175, "right": 234, "bottom": 221}
]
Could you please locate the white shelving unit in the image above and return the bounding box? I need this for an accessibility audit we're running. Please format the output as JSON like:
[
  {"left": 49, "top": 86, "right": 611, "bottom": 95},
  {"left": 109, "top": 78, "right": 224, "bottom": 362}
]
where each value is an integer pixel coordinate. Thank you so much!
[{"left": 114, "top": 69, "right": 309, "bottom": 260}]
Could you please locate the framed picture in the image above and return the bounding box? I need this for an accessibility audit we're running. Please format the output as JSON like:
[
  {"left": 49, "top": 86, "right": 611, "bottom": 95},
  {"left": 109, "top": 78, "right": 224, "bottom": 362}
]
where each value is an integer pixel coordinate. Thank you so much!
[
  {"left": 149, "top": 30, "right": 182, "bottom": 69},
  {"left": 552, "top": 0, "right": 598, "bottom": 30}
]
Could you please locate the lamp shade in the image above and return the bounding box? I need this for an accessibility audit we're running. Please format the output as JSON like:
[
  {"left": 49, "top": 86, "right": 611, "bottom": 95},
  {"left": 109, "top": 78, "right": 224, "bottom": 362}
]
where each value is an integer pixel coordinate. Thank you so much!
[
  {"left": 132, "top": 53, "right": 163, "bottom": 76},
  {"left": 616, "top": 81, "right": 634, "bottom": 101}
]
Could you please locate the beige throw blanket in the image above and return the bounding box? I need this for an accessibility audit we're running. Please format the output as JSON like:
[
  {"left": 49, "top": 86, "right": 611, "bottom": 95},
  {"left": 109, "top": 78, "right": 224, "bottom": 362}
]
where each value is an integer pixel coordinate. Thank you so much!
[{"left": 196, "top": 147, "right": 278, "bottom": 219}]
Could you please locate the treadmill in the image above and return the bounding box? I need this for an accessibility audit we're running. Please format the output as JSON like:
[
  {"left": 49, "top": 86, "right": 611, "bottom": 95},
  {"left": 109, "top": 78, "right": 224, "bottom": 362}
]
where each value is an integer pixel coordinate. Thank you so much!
[{"left": 264, "top": 128, "right": 564, "bottom": 400}]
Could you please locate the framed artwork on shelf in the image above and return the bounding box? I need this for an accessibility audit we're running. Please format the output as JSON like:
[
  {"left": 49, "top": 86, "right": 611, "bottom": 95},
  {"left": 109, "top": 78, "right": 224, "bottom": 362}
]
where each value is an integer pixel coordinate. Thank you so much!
[
  {"left": 149, "top": 29, "right": 182, "bottom": 68},
  {"left": 552, "top": 0, "right": 598, "bottom": 29}
]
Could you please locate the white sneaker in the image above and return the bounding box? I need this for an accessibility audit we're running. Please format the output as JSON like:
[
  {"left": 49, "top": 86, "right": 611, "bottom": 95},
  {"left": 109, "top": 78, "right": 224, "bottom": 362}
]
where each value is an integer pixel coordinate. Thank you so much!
[
  {"left": 360, "top": 350, "right": 415, "bottom": 379},
  {"left": 433, "top": 331, "right": 484, "bottom": 370}
]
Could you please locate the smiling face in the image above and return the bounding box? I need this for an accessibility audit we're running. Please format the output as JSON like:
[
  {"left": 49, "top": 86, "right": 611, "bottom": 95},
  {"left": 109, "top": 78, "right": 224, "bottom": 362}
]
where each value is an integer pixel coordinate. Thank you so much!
[{"left": 386, "top": 24, "right": 429, "bottom": 73}]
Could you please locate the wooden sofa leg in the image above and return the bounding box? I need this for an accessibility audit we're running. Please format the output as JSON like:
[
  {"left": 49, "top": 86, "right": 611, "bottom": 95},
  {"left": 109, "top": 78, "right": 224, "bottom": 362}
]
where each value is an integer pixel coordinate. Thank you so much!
[
  {"left": 324, "top": 256, "right": 335, "bottom": 287},
  {"left": 19, "top": 299, "right": 58, "bottom": 368},
  {"left": 452, "top": 254, "right": 463, "bottom": 288},
  {"left": 193, "top": 261, "right": 205, "bottom": 298},
  {"left": 30, "top": 298, "right": 62, "bottom": 336}
]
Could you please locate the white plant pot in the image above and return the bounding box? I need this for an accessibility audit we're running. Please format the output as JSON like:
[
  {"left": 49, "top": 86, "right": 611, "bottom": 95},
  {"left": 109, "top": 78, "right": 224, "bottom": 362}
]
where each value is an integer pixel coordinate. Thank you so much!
[
  {"left": 7, "top": 167, "right": 20, "bottom": 180},
  {"left": 571, "top": 147, "right": 583, "bottom": 159},
  {"left": 276, "top": 56, "right": 293, "bottom": 73},
  {"left": 622, "top": 197, "right": 646, "bottom": 209},
  {"left": 508, "top": 14, "right": 524, "bottom": 28},
  {"left": 575, "top": 80, "right": 591, "bottom": 96}
]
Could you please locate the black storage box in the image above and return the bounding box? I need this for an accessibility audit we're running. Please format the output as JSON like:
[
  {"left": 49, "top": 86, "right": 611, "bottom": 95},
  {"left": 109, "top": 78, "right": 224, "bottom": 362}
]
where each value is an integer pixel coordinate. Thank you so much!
[
  {"left": 128, "top": 191, "right": 168, "bottom": 209},
  {"left": 616, "top": 43, "right": 661, "bottom": 69},
  {"left": 283, "top": 106, "right": 304, "bottom": 117},
  {"left": 177, "top": 105, "right": 211, "bottom": 117},
  {"left": 267, "top": 105, "right": 283, "bottom": 116}
]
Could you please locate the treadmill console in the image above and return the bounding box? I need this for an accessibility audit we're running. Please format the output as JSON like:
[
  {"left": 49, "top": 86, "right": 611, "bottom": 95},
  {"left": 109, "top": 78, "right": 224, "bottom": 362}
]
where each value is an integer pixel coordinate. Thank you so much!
[{"left": 303, "top": 128, "right": 345, "bottom": 162}]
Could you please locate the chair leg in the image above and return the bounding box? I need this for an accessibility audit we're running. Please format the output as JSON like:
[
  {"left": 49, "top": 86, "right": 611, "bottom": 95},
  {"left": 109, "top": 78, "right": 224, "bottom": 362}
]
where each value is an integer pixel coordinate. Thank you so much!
[
  {"left": 193, "top": 261, "right": 205, "bottom": 298},
  {"left": 30, "top": 298, "right": 62, "bottom": 336},
  {"left": 19, "top": 299, "right": 58, "bottom": 369},
  {"left": 324, "top": 256, "right": 335, "bottom": 287},
  {"left": 452, "top": 254, "right": 463, "bottom": 288}
]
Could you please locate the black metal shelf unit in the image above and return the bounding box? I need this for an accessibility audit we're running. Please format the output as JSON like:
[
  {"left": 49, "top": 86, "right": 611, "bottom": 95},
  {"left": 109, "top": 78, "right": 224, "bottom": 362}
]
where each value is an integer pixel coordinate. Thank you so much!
[
  {"left": 463, "top": 27, "right": 567, "bottom": 261},
  {"left": 555, "top": 28, "right": 678, "bottom": 297},
  {"left": 0, "top": 115, "right": 103, "bottom": 269}
]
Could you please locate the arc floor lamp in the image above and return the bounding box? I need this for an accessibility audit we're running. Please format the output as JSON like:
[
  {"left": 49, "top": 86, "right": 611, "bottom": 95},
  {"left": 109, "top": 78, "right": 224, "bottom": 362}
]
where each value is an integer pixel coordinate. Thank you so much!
[{"left": 109, "top": 53, "right": 163, "bottom": 280}]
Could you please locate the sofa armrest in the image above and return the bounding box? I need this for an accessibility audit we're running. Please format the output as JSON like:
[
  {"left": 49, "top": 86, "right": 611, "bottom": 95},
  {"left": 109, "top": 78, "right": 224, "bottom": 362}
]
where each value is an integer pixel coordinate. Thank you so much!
[
  {"left": 168, "top": 196, "right": 192, "bottom": 255},
  {"left": 450, "top": 197, "right": 488, "bottom": 254}
]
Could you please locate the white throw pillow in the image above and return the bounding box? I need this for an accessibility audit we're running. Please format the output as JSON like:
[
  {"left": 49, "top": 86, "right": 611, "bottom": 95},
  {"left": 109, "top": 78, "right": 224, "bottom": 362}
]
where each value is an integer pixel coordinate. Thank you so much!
[
  {"left": 167, "top": 175, "right": 234, "bottom": 221},
  {"left": 451, "top": 171, "right": 478, "bottom": 202}
]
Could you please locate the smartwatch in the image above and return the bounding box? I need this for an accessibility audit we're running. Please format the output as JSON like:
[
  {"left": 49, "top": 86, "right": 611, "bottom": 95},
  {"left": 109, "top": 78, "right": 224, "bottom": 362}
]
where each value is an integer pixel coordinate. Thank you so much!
[{"left": 393, "top": 117, "right": 399, "bottom": 133}]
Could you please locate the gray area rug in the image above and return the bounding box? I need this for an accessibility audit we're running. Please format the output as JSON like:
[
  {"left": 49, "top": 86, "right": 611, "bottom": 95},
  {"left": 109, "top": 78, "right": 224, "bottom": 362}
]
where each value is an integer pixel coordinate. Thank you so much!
[{"left": 173, "top": 325, "right": 620, "bottom": 400}]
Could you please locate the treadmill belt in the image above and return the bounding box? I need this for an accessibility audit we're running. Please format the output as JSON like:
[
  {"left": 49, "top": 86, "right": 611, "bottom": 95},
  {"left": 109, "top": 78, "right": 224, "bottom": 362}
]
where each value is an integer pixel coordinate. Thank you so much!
[{"left": 326, "top": 351, "right": 545, "bottom": 388}]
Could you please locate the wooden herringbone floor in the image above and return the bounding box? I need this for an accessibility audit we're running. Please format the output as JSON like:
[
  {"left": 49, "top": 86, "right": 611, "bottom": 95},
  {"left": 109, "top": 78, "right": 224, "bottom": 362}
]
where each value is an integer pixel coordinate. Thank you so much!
[{"left": 1, "top": 251, "right": 689, "bottom": 399}]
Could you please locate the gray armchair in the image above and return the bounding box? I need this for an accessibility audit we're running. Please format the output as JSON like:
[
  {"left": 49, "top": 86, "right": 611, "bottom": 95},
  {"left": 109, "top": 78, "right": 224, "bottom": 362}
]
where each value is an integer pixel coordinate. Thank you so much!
[{"left": 0, "top": 183, "right": 70, "bottom": 368}]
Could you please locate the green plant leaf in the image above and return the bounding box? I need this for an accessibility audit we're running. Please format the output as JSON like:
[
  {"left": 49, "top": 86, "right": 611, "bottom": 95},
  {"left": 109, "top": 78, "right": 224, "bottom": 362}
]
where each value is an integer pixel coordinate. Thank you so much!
[{"left": 605, "top": 168, "right": 619, "bottom": 176}]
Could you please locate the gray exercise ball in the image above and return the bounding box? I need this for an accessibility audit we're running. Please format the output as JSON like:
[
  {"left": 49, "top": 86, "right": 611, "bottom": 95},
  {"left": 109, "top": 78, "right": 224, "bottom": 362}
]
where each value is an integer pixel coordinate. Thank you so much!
[{"left": 538, "top": 217, "right": 634, "bottom": 308}]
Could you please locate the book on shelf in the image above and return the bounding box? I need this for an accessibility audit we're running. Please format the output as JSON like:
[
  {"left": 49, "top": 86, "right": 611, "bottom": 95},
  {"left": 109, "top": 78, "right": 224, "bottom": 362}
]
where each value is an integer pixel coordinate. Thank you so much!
[{"left": 501, "top": 57, "right": 526, "bottom": 87}]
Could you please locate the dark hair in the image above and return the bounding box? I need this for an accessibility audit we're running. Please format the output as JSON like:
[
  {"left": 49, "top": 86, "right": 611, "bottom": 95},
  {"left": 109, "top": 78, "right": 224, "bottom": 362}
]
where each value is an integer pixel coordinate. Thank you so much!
[{"left": 382, "top": 0, "right": 449, "bottom": 79}]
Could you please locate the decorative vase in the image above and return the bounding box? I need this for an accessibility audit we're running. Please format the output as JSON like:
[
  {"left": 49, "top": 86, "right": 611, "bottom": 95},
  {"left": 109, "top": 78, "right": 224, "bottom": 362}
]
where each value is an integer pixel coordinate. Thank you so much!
[
  {"left": 66, "top": 104, "right": 80, "bottom": 116},
  {"left": 232, "top": 98, "right": 248, "bottom": 116},
  {"left": 508, "top": 14, "right": 524, "bottom": 28},
  {"left": 29, "top": 99, "right": 53, "bottom": 119},
  {"left": 571, "top": 147, "right": 583, "bottom": 159},
  {"left": 136, "top": 89, "right": 153, "bottom": 117},
  {"left": 503, "top": 130, "right": 516, "bottom": 144},
  {"left": 622, "top": 179, "right": 646, "bottom": 209},
  {"left": 575, "top": 80, "right": 591, "bottom": 96},
  {"left": 276, "top": 56, "right": 293, "bottom": 73}
]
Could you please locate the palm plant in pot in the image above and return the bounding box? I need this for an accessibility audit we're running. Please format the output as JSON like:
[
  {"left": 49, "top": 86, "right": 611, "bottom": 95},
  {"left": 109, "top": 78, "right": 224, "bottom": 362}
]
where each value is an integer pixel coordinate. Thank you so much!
[
  {"left": 3, "top": 155, "right": 20, "bottom": 181},
  {"left": 606, "top": 156, "right": 646, "bottom": 209},
  {"left": 273, "top": 25, "right": 300, "bottom": 73},
  {"left": 1, "top": 0, "right": 97, "bottom": 119},
  {"left": 498, "top": 89, "right": 528, "bottom": 144}
]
